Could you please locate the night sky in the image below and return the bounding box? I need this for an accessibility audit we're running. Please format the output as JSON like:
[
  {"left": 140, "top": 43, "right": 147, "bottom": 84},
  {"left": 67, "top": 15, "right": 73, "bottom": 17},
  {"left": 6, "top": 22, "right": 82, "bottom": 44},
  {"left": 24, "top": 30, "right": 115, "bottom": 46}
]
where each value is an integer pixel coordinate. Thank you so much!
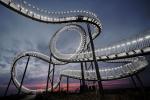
[{"left": 0, "top": 0, "right": 150, "bottom": 95}]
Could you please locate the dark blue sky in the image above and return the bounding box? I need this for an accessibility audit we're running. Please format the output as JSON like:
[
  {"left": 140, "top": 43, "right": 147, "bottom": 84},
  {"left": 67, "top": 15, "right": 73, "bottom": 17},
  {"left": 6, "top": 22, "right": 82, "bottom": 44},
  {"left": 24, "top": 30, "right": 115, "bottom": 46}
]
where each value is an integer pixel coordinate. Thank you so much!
[{"left": 0, "top": 0, "right": 150, "bottom": 95}]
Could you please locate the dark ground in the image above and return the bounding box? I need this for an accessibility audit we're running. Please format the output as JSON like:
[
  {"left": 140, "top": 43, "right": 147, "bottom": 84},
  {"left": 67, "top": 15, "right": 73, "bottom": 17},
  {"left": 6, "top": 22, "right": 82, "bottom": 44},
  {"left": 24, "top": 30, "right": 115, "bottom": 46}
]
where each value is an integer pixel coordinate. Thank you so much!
[{"left": 1, "top": 88, "right": 150, "bottom": 100}]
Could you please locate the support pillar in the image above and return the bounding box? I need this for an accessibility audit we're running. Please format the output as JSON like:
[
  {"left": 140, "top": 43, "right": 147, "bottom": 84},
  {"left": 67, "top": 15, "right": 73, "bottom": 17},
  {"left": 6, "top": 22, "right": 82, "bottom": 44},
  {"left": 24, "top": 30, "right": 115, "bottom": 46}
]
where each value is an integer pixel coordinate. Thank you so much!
[
  {"left": 18, "top": 56, "right": 30, "bottom": 94},
  {"left": 135, "top": 74, "right": 146, "bottom": 99},
  {"left": 67, "top": 77, "right": 69, "bottom": 93},
  {"left": 87, "top": 24, "right": 104, "bottom": 99},
  {"left": 81, "top": 62, "right": 85, "bottom": 92},
  {"left": 46, "top": 53, "right": 52, "bottom": 94},
  {"left": 84, "top": 62, "right": 88, "bottom": 70},
  {"left": 4, "top": 76, "right": 12, "bottom": 96},
  {"left": 51, "top": 64, "right": 55, "bottom": 92},
  {"left": 59, "top": 76, "right": 62, "bottom": 92},
  {"left": 130, "top": 76, "right": 138, "bottom": 89}
]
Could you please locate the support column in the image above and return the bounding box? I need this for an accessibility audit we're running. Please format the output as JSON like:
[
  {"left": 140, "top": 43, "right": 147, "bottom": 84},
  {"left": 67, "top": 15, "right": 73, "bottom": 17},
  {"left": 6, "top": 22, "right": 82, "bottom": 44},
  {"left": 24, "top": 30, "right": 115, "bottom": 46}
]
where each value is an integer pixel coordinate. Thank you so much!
[
  {"left": 87, "top": 24, "right": 104, "bottom": 99},
  {"left": 135, "top": 75, "right": 145, "bottom": 90},
  {"left": 4, "top": 76, "right": 12, "bottom": 96},
  {"left": 51, "top": 64, "right": 55, "bottom": 92},
  {"left": 67, "top": 77, "right": 69, "bottom": 93},
  {"left": 46, "top": 53, "right": 52, "bottom": 93},
  {"left": 81, "top": 62, "right": 85, "bottom": 92},
  {"left": 135, "top": 74, "right": 146, "bottom": 99},
  {"left": 18, "top": 56, "right": 30, "bottom": 94},
  {"left": 80, "top": 80, "right": 81, "bottom": 91},
  {"left": 130, "top": 76, "right": 137, "bottom": 89},
  {"left": 91, "top": 62, "right": 94, "bottom": 70},
  {"left": 84, "top": 62, "right": 88, "bottom": 70},
  {"left": 59, "top": 76, "right": 62, "bottom": 92}
]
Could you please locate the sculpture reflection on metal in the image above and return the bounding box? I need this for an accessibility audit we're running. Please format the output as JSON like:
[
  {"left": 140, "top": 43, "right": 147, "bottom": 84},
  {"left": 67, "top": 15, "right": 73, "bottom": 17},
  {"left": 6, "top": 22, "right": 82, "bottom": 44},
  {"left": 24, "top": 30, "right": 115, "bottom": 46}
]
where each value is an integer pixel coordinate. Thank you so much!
[{"left": 0, "top": 0, "right": 150, "bottom": 95}]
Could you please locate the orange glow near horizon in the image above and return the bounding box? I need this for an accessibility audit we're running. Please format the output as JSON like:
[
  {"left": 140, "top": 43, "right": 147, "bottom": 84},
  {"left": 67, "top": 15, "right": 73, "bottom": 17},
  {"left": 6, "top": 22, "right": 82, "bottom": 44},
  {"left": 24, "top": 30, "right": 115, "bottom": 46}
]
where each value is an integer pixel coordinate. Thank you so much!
[{"left": 22, "top": 79, "right": 130, "bottom": 92}]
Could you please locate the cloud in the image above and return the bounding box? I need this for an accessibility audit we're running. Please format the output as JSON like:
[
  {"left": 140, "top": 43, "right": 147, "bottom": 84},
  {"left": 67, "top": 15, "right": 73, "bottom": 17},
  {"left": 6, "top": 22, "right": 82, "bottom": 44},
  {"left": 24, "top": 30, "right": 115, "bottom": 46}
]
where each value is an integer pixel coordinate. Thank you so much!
[{"left": 0, "top": 30, "right": 81, "bottom": 87}]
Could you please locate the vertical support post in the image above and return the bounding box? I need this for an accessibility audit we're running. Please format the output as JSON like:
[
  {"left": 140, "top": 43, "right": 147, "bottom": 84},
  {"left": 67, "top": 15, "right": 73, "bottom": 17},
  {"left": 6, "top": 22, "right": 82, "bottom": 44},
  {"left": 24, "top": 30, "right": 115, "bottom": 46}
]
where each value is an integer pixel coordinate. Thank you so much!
[
  {"left": 18, "top": 56, "right": 30, "bottom": 94},
  {"left": 80, "top": 79, "right": 81, "bottom": 91},
  {"left": 84, "top": 62, "right": 88, "bottom": 70},
  {"left": 135, "top": 74, "right": 146, "bottom": 99},
  {"left": 51, "top": 64, "right": 55, "bottom": 92},
  {"left": 88, "top": 44, "right": 94, "bottom": 70},
  {"left": 58, "top": 82, "right": 60, "bottom": 92},
  {"left": 4, "top": 77, "right": 12, "bottom": 96},
  {"left": 87, "top": 24, "right": 104, "bottom": 99},
  {"left": 59, "top": 76, "right": 62, "bottom": 92},
  {"left": 130, "top": 76, "right": 137, "bottom": 89},
  {"left": 46, "top": 53, "right": 52, "bottom": 93},
  {"left": 91, "top": 62, "right": 94, "bottom": 70},
  {"left": 135, "top": 75, "right": 145, "bottom": 90},
  {"left": 81, "top": 62, "right": 85, "bottom": 92},
  {"left": 67, "top": 77, "right": 69, "bottom": 93}
]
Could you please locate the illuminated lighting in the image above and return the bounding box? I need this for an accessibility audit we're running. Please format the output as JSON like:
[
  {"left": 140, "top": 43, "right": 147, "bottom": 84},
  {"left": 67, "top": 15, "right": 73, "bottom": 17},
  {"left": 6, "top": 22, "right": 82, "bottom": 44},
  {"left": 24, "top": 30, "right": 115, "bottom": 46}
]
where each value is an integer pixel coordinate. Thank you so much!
[
  {"left": 138, "top": 38, "right": 144, "bottom": 42},
  {"left": 66, "top": 17, "right": 71, "bottom": 20},
  {"left": 41, "top": 16, "right": 43, "bottom": 18},
  {"left": 44, "top": 16, "right": 47, "bottom": 19},
  {"left": 116, "top": 45, "right": 120, "bottom": 48},
  {"left": 54, "top": 18, "right": 58, "bottom": 21},
  {"left": 17, "top": 4, "right": 20, "bottom": 8},
  {"left": 21, "top": 7, "right": 25, "bottom": 10},
  {"left": 114, "top": 67, "right": 117, "bottom": 70},
  {"left": 48, "top": 17, "right": 52, "bottom": 21},
  {"left": 108, "top": 47, "right": 111, "bottom": 50},
  {"left": 25, "top": 9, "right": 28, "bottom": 12},
  {"left": 88, "top": 18, "right": 92, "bottom": 21},
  {"left": 112, "top": 46, "right": 115, "bottom": 49},
  {"left": 121, "top": 43, "right": 125, "bottom": 47},
  {"left": 29, "top": 11, "right": 33, "bottom": 14},
  {"left": 145, "top": 35, "right": 150, "bottom": 39},
  {"left": 131, "top": 40, "right": 137, "bottom": 44},
  {"left": 100, "top": 48, "right": 103, "bottom": 51},
  {"left": 83, "top": 17, "right": 88, "bottom": 20},
  {"left": 126, "top": 42, "right": 131, "bottom": 45},
  {"left": 83, "top": 10, "right": 86, "bottom": 13}
]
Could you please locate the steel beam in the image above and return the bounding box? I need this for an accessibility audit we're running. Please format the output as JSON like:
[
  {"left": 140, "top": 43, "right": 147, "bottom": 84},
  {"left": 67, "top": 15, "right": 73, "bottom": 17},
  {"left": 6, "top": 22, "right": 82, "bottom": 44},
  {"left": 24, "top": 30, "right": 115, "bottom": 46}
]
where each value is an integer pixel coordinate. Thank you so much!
[
  {"left": 87, "top": 24, "right": 104, "bottom": 99},
  {"left": 46, "top": 53, "right": 52, "bottom": 93},
  {"left": 18, "top": 56, "right": 30, "bottom": 94},
  {"left": 67, "top": 77, "right": 69, "bottom": 93},
  {"left": 81, "top": 62, "right": 85, "bottom": 92},
  {"left": 4, "top": 76, "right": 12, "bottom": 96},
  {"left": 51, "top": 64, "right": 55, "bottom": 92}
]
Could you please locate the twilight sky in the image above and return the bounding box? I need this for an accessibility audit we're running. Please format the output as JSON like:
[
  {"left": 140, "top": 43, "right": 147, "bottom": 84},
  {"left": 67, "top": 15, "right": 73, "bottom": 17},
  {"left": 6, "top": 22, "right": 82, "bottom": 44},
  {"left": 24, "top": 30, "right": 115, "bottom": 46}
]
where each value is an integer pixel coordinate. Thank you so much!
[{"left": 0, "top": 0, "right": 150, "bottom": 95}]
